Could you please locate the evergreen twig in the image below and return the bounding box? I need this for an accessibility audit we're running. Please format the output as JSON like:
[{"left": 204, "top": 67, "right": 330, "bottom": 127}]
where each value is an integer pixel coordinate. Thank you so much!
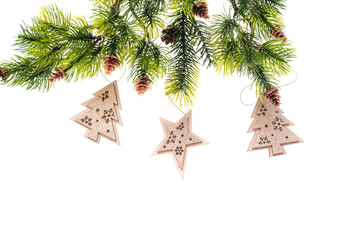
[{"left": 1, "top": 0, "right": 295, "bottom": 105}]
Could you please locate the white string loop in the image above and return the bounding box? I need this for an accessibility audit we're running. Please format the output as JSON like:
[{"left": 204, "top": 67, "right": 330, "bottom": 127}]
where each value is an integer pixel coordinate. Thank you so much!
[
  {"left": 240, "top": 70, "right": 299, "bottom": 106},
  {"left": 100, "top": 64, "right": 127, "bottom": 83}
]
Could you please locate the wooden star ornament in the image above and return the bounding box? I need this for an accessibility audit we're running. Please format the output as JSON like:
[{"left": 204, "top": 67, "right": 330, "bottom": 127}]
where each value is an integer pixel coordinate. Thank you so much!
[
  {"left": 71, "top": 81, "right": 122, "bottom": 144},
  {"left": 153, "top": 111, "right": 208, "bottom": 178}
]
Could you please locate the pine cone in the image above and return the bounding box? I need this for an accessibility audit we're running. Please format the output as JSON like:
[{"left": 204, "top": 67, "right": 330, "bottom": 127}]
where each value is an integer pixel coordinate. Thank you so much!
[
  {"left": 271, "top": 26, "right": 287, "bottom": 42},
  {"left": 264, "top": 88, "right": 281, "bottom": 107},
  {"left": 134, "top": 77, "right": 151, "bottom": 95},
  {"left": 0, "top": 68, "right": 7, "bottom": 80},
  {"left": 161, "top": 26, "right": 179, "bottom": 45},
  {"left": 103, "top": 55, "right": 120, "bottom": 75},
  {"left": 49, "top": 68, "right": 66, "bottom": 83},
  {"left": 192, "top": 2, "right": 210, "bottom": 19}
]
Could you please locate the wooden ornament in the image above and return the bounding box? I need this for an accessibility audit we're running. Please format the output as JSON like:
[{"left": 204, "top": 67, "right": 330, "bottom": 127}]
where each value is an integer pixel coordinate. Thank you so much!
[
  {"left": 71, "top": 81, "right": 122, "bottom": 144},
  {"left": 248, "top": 99, "right": 303, "bottom": 157},
  {"left": 153, "top": 110, "right": 208, "bottom": 178}
]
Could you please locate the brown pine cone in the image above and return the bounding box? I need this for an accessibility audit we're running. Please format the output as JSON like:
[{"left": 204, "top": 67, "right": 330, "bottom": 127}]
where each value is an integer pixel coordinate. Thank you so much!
[
  {"left": 103, "top": 55, "right": 120, "bottom": 75},
  {"left": 0, "top": 68, "right": 7, "bottom": 80},
  {"left": 134, "top": 77, "right": 151, "bottom": 95},
  {"left": 271, "top": 26, "right": 287, "bottom": 42},
  {"left": 49, "top": 68, "right": 66, "bottom": 83},
  {"left": 161, "top": 26, "right": 179, "bottom": 45},
  {"left": 192, "top": 2, "right": 210, "bottom": 19},
  {"left": 264, "top": 88, "right": 281, "bottom": 107}
]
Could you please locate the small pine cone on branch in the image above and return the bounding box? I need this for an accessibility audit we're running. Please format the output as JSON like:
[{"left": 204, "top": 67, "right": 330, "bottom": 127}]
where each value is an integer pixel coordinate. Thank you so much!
[
  {"left": 0, "top": 68, "right": 7, "bottom": 80},
  {"left": 134, "top": 77, "right": 151, "bottom": 95},
  {"left": 264, "top": 88, "right": 281, "bottom": 107},
  {"left": 103, "top": 55, "right": 120, "bottom": 75},
  {"left": 161, "top": 26, "right": 179, "bottom": 45},
  {"left": 192, "top": 2, "right": 210, "bottom": 19},
  {"left": 49, "top": 68, "right": 66, "bottom": 83},
  {"left": 271, "top": 26, "right": 287, "bottom": 42}
]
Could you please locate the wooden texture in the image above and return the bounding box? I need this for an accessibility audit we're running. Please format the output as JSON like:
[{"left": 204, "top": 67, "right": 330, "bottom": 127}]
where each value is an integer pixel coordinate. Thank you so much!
[
  {"left": 71, "top": 81, "right": 122, "bottom": 144},
  {"left": 248, "top": 99, "right": 303, "bottom": 157},
  {"left": 153, "top": 111, "right": 208, "bottom": 178}
]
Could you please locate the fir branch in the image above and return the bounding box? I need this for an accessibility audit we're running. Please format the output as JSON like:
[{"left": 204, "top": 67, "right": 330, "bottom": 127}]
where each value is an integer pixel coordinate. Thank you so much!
[
  {"left": 210, "top": 11, "right": 244, "bottom": 75},
  {"left": 193, "top": 20, "right": 213, "bottom": 68},
  {"left": 256, "top": 39, "right": 296, "bottom": 77},
  {"left": 211, "top": 3, "right": 294, "bottom": 98},
  {"left": 1, "top": 56, "right": 54, "bottom": 91},
  {"left": 128, "top": 38, "right": 169, "bottom": 84},
  {"left": 165, "top": 10, "right": 200, "bottom": 106},
  {"left": 0, "top": 0, "right": 295, "bottom": 104},
  {"left": 210, "top": 11, "right": 244, "bottom": 45},
  {"left": 136, "top": 0, "right": 167, "bottom": 37},
  {"left": 4, "top": 4, "right": 104, "bottom": 89},
  {"left": 248, "top": 63, "right": 276, "bottom": 98},
  {"left": 236, "top": 32, "right": 280, "bottom": 96},
  {"left": 91, "top": 2, "right": 139, "bottom": 63},
  {"left": 234, "top": 0, "right": 285, "bottom": 40},
  {"left": 248, "top": 3, "right": 285, "bottom": 39},
  {"left": 228, "top": 0, "right": 239, "bottom": 13},
  {"left": 168, "top": 0, "right": 194, "bottom": 14}
]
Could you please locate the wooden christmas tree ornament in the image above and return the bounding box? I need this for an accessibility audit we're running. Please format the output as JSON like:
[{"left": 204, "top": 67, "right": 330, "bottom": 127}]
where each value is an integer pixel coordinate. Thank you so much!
[
  {"left": 248, "top": 99, "right": 302, "bottom": 157},
  {"left": 153, "top": 111, "right": 208, "bottom": 178},
  {"left": 71, "top": 81, "right": 122, "bottom": 144}
]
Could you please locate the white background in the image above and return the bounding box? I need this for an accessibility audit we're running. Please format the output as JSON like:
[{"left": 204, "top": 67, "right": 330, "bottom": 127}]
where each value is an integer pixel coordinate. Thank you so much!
[{"left": 0, "top": 1, "right": 360, "bottom": 239}]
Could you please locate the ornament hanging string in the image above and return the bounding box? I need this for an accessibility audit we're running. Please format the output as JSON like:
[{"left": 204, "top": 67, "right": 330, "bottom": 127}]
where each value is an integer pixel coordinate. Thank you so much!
[
  {"left": 100, "top": 65, "right": 127, "bottom": 83},
  {"left": 240, "top": 70, "right": 299, "bottom": 106},
  {"left": 170, "top": 98, "right": 190, "bottom": 118}
]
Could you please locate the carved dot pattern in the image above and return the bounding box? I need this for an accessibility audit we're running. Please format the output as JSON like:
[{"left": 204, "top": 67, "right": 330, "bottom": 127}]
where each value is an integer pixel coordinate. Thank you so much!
[
  {"left": 260, "top": 104, "right": 268, "bottom": 116},
  {"left": 175, "top": 146, "right": 185, "bottom": 155},
  {"left": 272, "top": 116, "right": 284, "bottom": 131},
  {"left": 101, "top": 91, "right": 109, "bottom": 101},
  {"left": 166, "top": 131, "right": 177, "bottom": 144},
  {"left": 102, "top": 108, "right": 115, "bottom": 123},
  {"left": 258, "top": 137, "right": 271, "bottom": 145},
  {"left": 81, "top": 116, "right": 92, "bottom": 126},
  {"left": 177, "top": 123, "right": 185, "bottom": 131}
]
